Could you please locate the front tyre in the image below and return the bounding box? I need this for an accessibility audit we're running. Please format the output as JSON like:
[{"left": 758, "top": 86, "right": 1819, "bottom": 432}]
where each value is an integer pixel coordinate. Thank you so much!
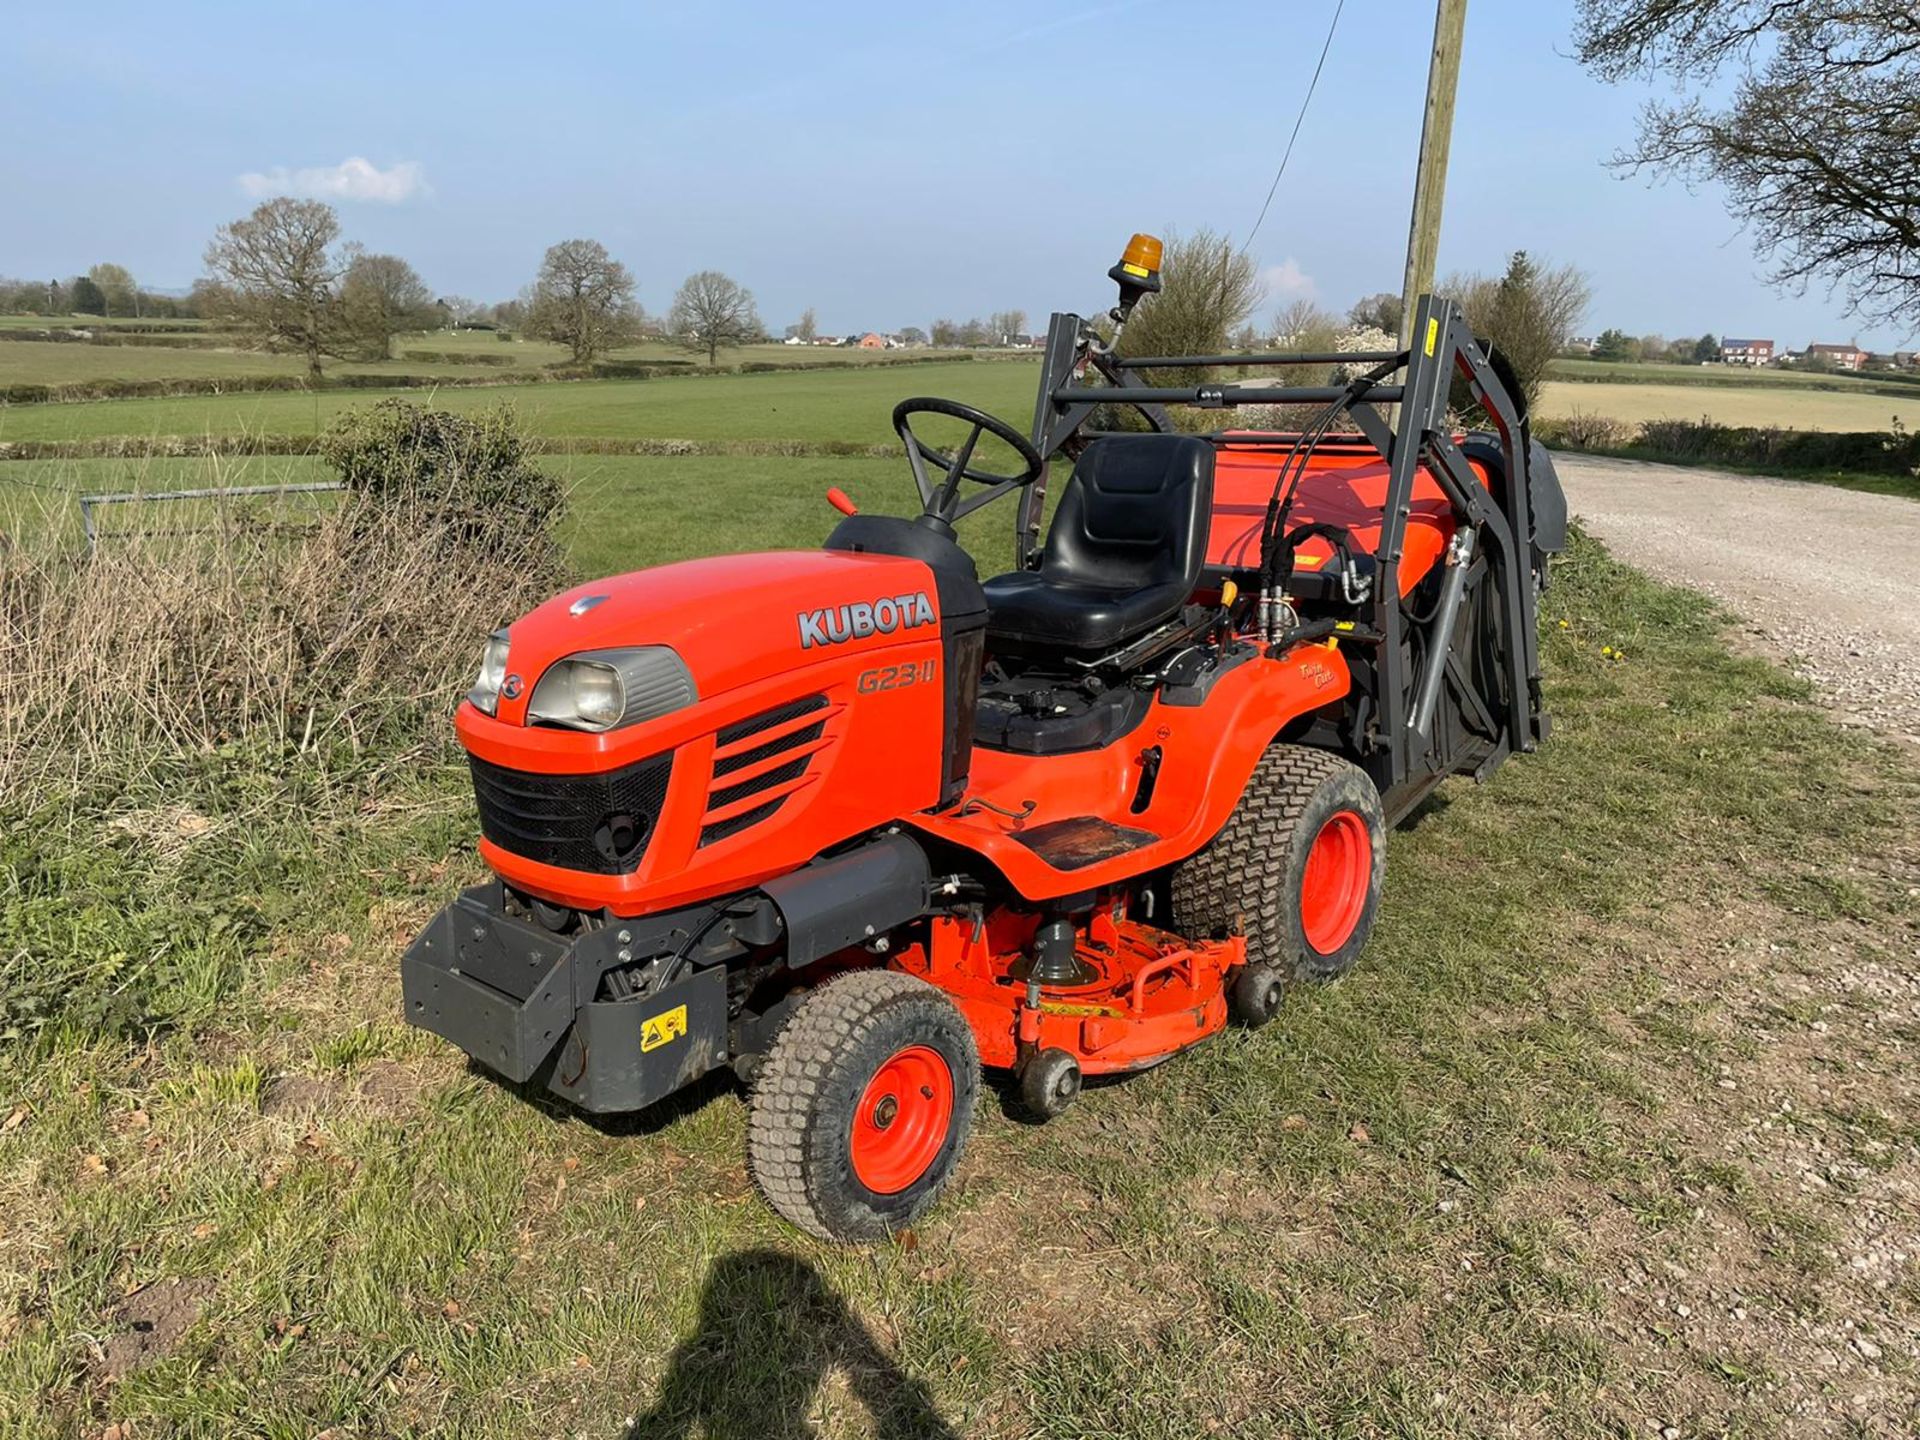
[{"left": 748, "top": 969, "right": 978, "bottom": 1242}]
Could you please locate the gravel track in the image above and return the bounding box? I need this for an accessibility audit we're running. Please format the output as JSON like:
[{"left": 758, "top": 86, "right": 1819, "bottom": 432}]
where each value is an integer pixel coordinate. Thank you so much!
[{"left": 1555, "top": 455, "right": 1920, "bottom": 742}]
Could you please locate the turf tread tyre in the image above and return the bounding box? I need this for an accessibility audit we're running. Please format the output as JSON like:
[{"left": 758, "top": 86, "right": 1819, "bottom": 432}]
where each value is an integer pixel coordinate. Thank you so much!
[
  {"left": 748, "top": 968, "right": 977, "bottom": 1242},
  {"left": 1172, "top": 744, "right": 1385, "bottom": 984}
]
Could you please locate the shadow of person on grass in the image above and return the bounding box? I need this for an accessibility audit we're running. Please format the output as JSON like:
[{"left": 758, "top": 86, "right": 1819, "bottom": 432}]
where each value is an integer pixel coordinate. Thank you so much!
[{"left": 624, "top": 1248, "right": 960, "bottom": 1440}]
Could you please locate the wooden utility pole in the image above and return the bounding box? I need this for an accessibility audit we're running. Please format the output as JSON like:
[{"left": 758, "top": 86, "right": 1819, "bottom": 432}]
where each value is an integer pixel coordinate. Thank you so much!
[{"left": 1400, "top": 0, "right": 1469, "bottom": 347}]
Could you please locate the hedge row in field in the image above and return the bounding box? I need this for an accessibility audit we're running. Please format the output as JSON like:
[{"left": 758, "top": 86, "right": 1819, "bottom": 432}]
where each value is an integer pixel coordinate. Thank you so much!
[
  {"left": 0, "top": 328, "right": 235, "bottom": 350},
  {"left": 0, "top": 434, "right": 907, "bottom": 463},
  {"left": 1537, "top": 414, "right": 1920, "bottom": 478},
  {"left": 0, "top": 349, "right": 1006, "bottom": 407}
]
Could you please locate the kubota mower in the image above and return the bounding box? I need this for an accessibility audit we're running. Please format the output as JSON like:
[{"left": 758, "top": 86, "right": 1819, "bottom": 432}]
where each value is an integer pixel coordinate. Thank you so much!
[{"left": 402, "top": 235, "right": 1568, "bottom": 1241}]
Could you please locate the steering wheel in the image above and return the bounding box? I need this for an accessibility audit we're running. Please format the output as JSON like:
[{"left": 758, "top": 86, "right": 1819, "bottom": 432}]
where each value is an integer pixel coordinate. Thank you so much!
[{"left": 893, "top": 396, "right": 1045, "bottom": 523}]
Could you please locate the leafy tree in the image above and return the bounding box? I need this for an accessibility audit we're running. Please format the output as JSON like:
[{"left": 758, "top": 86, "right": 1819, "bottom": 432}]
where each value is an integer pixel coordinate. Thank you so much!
[
  {"left": 1347, "top": 291, "right": 1404, "bottom": 337},
  {"left": 339, "top": 251, "right": 434, "bottom": 359},
  {"left": 88, "top": 263, "right": 138, "bottom": 317},
  {"left": 897, "top": 325, "right": 927, "bottom": 346},
  {"left": 68, "top": 276, "right": 107, "bottom": 316},
  {"left": 929, "top": 319, "right": 959, "bottom": 348},
  {"left": 1445, "top": 251, "right": 1593, "bottom": 407},
  {"left": 1575, "top": 0, "right": 1918, "bottom": 326},
  {"left": 668, "top": 270, "right": 763, "bottom": 365},
  {"left": 204, "top": 198, "right": 346, "bottom": 379},
  {"left": 1693, "top": 332, "right": 1720, "bottom": 364},
  {"left": 1592, "top": 327, "right": 1635, "bottom": 362},
  {"left": 526, "top": 239, "right": 638, "bottom": 364}
]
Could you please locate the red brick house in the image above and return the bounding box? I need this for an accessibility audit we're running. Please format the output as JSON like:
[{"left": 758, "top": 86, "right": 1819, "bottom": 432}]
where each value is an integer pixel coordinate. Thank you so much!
[{"left": 1807, "top": 342, "right": 1869, "bottom": 371}]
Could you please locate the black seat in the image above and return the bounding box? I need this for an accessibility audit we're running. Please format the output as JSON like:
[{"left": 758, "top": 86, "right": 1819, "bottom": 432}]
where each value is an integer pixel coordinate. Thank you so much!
[{"left": 983, "top": 434, "right": 1215, "bottom": 652}]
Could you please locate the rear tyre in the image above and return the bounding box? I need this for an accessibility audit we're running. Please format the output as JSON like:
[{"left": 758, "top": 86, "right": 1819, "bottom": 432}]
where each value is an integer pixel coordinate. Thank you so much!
[
  {"left": 1172, "top": 745, "right": 1386, "bottom": 983},
  {"left": 748, "top": 969, "right": 978, "bottom": 1242}
]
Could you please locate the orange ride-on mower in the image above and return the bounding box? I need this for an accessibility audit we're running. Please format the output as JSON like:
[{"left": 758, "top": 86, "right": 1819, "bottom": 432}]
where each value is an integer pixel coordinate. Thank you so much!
[{"left": 402, "top": 235, "right": 1568, "bottom": 1241}]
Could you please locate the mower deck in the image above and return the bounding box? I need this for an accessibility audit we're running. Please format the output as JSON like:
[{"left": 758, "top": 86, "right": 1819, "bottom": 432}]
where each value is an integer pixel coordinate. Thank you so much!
[{"left": 896, "top": 910, "right": 1244, "bottom": 1075}]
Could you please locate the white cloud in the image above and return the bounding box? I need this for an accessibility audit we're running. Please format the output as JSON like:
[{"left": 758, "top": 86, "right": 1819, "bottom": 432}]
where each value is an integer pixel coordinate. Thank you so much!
[
  {"left": 237, "top": 156, "right": 427, "bottom": 204},
  {"left": 1259, "top": 258, "right": 1317, "bottom": 302}
]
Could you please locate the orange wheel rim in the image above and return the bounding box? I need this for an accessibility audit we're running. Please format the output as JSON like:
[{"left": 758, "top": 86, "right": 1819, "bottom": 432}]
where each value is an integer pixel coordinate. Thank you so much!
[
  {"left": 1300, "top": 809, "right": 1370, "bottom": 954},
  {"left": 850, "top": 1044, "right": 954, "bottom": 1194}
]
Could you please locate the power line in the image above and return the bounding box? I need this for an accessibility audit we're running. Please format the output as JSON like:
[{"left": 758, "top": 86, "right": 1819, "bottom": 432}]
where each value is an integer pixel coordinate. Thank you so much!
[{"left": 1242, "top": 0, "right": 1346, "bottom": 255}]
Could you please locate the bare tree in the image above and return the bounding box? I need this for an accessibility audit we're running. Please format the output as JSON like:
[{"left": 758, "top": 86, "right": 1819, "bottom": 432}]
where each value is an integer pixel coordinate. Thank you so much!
[
  {"left": 1272, "top": 298, "right": 1338, "bottom": 347},
  {"left": 526, "top": 239, "right": 638, "bottom": 364},
  {"left": 204, "top": 198, "right": 346, "bottom": 378},
  {"left": 668, "top": 271, "right": 763, "bottom": 364},
  {"left": 1117, "top": 228, "right": 1263, "bottom": 388},
  {"left": 793, "top": 306, "right": 818, "bottom": 343},
  {"left": 989, "top": 309, "right": 1028, "bottom": 345},
  {"left": 1575, "top": 0, "right": 1919, "bottom": 326},
  {"left": 338, "top": 251, "right": 434, "bottom": 360}
]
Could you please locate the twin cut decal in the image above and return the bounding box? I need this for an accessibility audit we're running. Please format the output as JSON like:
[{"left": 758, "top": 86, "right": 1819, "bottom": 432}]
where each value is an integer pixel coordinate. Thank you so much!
[{"left": 797, "top": 591, "right": 937, "bottom": 649}]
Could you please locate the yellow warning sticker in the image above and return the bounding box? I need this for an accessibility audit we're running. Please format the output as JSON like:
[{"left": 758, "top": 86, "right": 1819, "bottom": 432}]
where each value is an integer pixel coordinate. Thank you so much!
[
  {"left": 1424, "top": 317, "right": 1439, "bottom": 357},
  {"left": 641, "top": 1004, "right": 688, "bottom": 1053},
  {"left": 1294, "top": 554, "right": 1326, "bottom": 567}
]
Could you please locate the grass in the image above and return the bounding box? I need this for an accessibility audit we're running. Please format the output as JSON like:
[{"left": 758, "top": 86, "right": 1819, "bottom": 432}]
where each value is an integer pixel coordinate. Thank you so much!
[{"left": 3, "top": 465, "right": 1918, "bottom": 1434}]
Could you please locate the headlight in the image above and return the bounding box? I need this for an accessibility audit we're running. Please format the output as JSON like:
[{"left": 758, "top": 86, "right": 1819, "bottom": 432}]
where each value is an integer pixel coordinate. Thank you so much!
[
  {"left": 528, "top": 647, "right": 696, "bottom": 732},
  {"left": 469, "top": 630, "right": 511, "bottom": 715}
]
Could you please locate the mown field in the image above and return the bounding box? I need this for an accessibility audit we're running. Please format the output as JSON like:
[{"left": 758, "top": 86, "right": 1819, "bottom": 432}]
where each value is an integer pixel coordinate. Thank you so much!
[
  {"left": 1534, "top": 379, "right": 1913, "bottom": 432},
  {"left": 2, "top": 341, "right": 1917, "bottom": 1437}
]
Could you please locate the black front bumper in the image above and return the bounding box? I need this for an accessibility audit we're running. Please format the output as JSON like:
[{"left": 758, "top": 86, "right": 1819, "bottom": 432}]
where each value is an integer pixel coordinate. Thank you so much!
[{"left": 401, "top": 882, "right": 728, "bottom": 1113}]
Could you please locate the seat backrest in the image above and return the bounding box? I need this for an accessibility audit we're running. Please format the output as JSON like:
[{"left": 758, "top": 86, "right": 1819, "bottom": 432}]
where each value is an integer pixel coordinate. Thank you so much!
[{"left": 1042, "top": 434, "right": 1216, "bottom": 591}]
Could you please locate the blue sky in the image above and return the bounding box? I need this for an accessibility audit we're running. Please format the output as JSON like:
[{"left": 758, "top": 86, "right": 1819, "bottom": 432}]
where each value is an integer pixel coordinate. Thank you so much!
[{"left": 3, "top": 0, "right": 1907, "bottom": 349}]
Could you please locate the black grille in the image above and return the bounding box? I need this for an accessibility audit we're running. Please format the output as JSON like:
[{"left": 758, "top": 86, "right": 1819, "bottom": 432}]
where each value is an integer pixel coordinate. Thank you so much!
[
  {"left": 700, "top": 799, "right": 784, "bottom": 847},
  {"left": 469, "top": 752, "right": 673, "bottom": 875},
  {"left": 700, "top": 694, "right": 829, "bottom": 848},
  {"left": 716, "top": 693, "right": 828, "bottom": 749}
]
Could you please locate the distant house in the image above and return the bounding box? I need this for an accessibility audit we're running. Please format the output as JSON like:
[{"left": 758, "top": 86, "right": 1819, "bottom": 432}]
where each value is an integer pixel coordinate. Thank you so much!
[
  {"left": 1719, "top": 337, "right": 1774, "bottom": 366},
  {"left": 856, "top": 332, "right": 886, "bottom": 349},
  {"left": 1895, "top": 351, "right": 1919, "bottom": 370},
  {"left": 782, "top": 334, "right": 808, "bottom": 345},
  {"left": 1807, "top": 342, "right": 1869, "bottom": 371},
  {"left": 811, "top": 335, "right": 841, "bottom": 346}
]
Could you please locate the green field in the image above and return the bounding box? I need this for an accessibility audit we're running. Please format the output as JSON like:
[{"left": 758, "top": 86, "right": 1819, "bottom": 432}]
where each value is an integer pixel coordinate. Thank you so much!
[
  {"left": 1, "top": 451, "right": 1022, "bottom": 581},
  {"left": 0, "top": 325, "right": 999, "bottom": 394},
  {"left": 0, "top": 359, "right": 1041, "bottom": 446}
]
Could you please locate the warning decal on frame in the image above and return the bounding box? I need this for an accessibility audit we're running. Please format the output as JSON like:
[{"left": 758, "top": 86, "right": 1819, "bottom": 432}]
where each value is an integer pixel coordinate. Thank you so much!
[
  {"left": 1424, "top": 317, "right": 1439, "bottom": 357},
  {"left": 641, "top": 1004, "right": 689, "bottom": 1053}
]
